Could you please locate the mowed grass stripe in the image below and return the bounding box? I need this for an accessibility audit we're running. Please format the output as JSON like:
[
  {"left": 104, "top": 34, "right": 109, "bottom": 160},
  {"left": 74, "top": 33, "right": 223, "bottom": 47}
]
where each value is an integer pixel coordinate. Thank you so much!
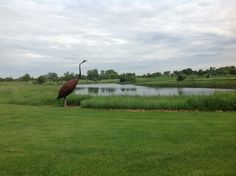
[{"left": 0, "top": 104, "right": 235, "bottom": 176}]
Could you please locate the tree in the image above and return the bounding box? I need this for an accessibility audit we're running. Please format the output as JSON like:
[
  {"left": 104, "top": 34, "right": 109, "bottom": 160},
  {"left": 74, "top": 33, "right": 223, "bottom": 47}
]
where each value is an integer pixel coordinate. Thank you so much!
[
  {"left": 176, "top": 74, "right": 186, "bottom": 81},
  {"left": 173, "top": 71, "right": 179, "bottom": 76},
  {"left": 143, "top": 72, "right": 161, "bottom": 78},
  {"left": 215, "top": 66, "right": 236, "bottom": 75},
  {"left": 87, "top": 69, "right": 99, "bottom": 81},
  {"left": 104, "top": 69, "right": 119, "bottom": 79},
  {"left": 198, "top": 69, "right": 204, "bottom": 76},
  {"left": 5, "top": 77, "right": 14, "bottom": 81},
  {"left": 99, "top": 70, "right": 106, "bottom": 80},
  {"left": 206, "top": 67, "right": 216, "bottom": 76},
  {"left": 79, "top": 74, "right": 87, "bottom": 80},
  {"left": 229, "top": 66, "right": 236, "bottom": 74},
  {"left": 63, "top": 71, "right": 75, "bottom": 81},
  {"left": 164, "top": 71, "right": 171, "bottom": 76},
  {"left": 119, "top": 73, "right": 136, "bottom": 83},
  {"left": 47, "top": 72, "right": 58, "bottom": 82},
  {"left": 98, "top": 69, "right": 119, "bottom": 79},
  {"left": 181, "top": 68, "right": 193, "bottom": 76},
  {"left": 36, "top": 75, "right": 47, "bottom": 85},
  {"left": 151, "top": 72, "right": 162, "bottom": 77},
  {"left": 20, "top": 73, "right": 31, "bottom": 81}
]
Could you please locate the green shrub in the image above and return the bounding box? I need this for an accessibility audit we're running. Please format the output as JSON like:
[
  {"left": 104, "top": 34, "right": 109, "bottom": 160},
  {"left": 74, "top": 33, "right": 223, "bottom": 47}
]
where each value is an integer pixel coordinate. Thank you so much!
[{"left": 176, "top": 74, "right": 186, "bottom": 81}]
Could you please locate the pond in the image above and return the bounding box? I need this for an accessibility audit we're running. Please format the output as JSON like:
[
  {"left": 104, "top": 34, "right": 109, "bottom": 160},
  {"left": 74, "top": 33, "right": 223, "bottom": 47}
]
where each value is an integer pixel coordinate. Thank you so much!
[{"left": 74, "top": 83, "right": 236, "bottom": 96}]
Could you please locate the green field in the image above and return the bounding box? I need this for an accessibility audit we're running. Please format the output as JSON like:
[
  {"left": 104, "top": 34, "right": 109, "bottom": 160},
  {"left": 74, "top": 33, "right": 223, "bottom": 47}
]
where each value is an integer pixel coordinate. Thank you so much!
[
  {"left": 0, "top": 81, "right": 236, "bottom": 175},
  {"left": 135, "top": 75, "right": 236, "bottom": 89},
  {"left": 0, "top": 104, "right": 236, "bottom": 176}
]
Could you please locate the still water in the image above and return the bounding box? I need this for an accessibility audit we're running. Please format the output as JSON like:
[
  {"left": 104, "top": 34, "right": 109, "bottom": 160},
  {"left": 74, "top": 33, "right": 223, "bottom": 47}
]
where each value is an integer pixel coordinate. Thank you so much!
[{"left": 74, "top": 83, "right": 235, "bottom": 96}]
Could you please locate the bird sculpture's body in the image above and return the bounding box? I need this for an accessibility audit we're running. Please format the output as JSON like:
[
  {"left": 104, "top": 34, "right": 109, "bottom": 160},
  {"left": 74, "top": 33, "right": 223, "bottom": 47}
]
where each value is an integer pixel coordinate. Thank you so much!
[{"left": 57, "top": 60, "right": 86, "bottom": 106}]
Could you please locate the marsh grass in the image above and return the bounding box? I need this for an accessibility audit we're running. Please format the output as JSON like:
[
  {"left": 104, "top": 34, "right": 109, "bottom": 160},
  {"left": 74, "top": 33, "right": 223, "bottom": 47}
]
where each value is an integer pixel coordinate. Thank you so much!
[
  {"left": 187, "top": 93, "right": 236, "bottom": 111},
  {"left": 1, "top": 82, "right": 235, "bottom": 110},
  {"left": 81, "top": 96, "right": 190, "bottom": 110},
  {"left": 81, "top": 93, "right": 236, "bottom": 111}
]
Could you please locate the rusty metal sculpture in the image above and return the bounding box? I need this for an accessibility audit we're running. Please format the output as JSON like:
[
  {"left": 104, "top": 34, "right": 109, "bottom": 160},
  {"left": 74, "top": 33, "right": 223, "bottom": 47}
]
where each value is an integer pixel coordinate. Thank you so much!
[{"left": 57, "top": 60, "right": 87, "bottom": 106}]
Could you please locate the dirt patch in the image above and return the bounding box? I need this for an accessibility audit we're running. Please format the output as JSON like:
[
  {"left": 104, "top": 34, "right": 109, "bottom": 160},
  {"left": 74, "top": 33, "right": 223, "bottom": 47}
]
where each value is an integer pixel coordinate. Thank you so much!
[
  {"left": 57, "top": 106, "right": 228, "bottom": 112},
  {"left": 103, "top": 108, "right": 200, "bottom": 112}
]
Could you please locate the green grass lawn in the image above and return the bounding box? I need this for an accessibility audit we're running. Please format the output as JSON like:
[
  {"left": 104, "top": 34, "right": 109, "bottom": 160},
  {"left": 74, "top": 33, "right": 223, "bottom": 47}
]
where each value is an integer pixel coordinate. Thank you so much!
[{"left": 0, "top": 104, "right": 236, "bottom": 176}]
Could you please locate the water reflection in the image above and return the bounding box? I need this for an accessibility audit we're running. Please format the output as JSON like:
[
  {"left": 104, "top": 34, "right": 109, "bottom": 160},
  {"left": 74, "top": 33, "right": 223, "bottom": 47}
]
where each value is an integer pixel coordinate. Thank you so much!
[
  {"left": 178, "top": 88, "right": 184, "bottom": 96},
  {"left": 101, "top": 88, "right": 115, "bottom": 93},
  {"left": 121, "top": 88, "right": 136, "bottom": 92},
  {"left": 75, "top": 83, "right": 235, "bottom": 96},
  {"left": 88, "top": 87, "right": 99, "bottom": 94}
]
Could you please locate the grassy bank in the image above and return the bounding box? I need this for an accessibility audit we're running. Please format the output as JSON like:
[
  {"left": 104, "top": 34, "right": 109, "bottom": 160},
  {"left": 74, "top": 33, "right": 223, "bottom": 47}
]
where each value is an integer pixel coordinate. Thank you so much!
[
  {"left": 80, "top": 75, "right": 236, "bottom": 89},
  {"left": 1, "top": 82, "right": 236, "bottom": 111},
  {"left": 135, "top": 76, "right": 236, "bottom": 89},
  {"left": 0, "top": 104, "right": 236, "bottom": 176}
]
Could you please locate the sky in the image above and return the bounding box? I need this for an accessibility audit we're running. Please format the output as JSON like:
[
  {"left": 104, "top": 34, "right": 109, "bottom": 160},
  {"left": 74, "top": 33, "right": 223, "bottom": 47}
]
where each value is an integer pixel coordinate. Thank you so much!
[{"left": 0, "top": 0, "right": 236, "bottom": 77}]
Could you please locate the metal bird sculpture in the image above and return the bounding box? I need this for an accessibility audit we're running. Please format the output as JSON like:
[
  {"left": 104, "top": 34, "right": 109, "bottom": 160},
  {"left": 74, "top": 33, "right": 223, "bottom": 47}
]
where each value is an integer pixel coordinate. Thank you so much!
[{"left": 57, "top": 60, "right": 87, "bottom": 106}]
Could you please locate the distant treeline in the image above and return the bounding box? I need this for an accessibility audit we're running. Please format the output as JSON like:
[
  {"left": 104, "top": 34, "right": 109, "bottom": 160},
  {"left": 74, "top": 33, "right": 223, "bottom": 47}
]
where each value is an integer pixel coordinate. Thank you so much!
[{"left": 0, "top": 65, "right": 236, "bottom": 84}]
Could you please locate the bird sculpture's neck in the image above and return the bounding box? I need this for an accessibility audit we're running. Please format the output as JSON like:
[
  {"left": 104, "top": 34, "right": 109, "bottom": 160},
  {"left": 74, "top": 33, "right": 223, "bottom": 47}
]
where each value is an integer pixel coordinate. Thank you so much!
[
  {"left": 78, "top": 63, "right": 82, "bottom": 79},
  {"left": 77, "top": 60, "right": 86, "bottom": 80}
]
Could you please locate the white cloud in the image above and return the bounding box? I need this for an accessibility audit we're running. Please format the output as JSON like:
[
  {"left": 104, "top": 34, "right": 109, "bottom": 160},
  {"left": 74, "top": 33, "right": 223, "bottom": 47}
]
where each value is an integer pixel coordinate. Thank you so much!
[{"left": 23, "top": 52, "right": 49, "bottom": 58}]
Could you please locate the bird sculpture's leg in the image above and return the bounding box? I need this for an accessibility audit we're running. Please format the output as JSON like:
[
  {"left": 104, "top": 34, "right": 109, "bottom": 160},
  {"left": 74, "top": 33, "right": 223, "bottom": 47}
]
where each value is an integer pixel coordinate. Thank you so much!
[{"left": 64, "top": 97, "right": 67, "bottom": 107}]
